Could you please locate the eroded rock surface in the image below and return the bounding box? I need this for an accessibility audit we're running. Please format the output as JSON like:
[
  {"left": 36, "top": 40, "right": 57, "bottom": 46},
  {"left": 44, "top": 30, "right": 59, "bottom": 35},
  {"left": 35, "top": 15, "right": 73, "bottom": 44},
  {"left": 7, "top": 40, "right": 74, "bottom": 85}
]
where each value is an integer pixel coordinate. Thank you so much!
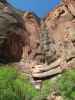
[
  {"left": 26, "top": 0, "right": 75, "bottom": 79},
  {"left": 0, "top": 0, "right": 27, "bottom": 63}
]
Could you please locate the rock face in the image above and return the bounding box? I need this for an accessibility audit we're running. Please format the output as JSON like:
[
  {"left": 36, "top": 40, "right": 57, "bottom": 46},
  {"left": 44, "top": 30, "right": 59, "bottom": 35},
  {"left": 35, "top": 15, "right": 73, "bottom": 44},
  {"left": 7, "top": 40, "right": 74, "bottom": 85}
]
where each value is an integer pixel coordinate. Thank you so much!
[
  {"left": 1, "top": 0, "right": 75, "bottom": 80},
  {"left": 22, "top": 12, "right": 41, "bottom": 63},
  {"left": 44, "top": 0, "right": 75, "bottom": 69},
  {"left": 0, "top": 0, "right": 27, "bottom": 63},
  {"left": 24, "top": 0, "right": 75, "bottom": 79}
]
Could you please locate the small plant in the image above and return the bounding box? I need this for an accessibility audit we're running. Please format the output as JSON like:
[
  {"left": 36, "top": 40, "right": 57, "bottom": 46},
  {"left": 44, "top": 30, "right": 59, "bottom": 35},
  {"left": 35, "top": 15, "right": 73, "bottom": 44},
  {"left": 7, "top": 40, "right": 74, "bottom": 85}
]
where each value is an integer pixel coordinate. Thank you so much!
[
  {"left": 0, "top": 65, "right": 55, "bottom": 100},
  {"left": 38, "top": 69, "right": 75, "bottom": 100},
  {"left": 0, "top": 65, "right": 75, "bottom": 100},
  {"left": 0, "top": 66, "right": 39, "bottom": 100},
  {"left": 57, "top": 70, "right": 75, "bottom": 100}
]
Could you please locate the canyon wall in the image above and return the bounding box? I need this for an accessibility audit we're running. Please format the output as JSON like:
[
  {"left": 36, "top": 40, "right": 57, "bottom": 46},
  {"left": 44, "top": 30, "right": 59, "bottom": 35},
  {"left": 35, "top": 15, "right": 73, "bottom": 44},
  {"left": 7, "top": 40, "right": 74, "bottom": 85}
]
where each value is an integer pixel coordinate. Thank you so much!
[{"left": 0, "top": 0, "right": 75, "bottom": 80}]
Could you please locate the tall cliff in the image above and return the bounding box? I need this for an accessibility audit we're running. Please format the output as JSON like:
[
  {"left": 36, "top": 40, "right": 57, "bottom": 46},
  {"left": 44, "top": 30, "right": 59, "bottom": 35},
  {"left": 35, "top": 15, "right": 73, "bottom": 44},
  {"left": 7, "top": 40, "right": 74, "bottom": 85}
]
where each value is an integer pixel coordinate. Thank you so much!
[
  {"left": 0, "top": 0, "right": 27, "bottom": 63},
  {"left": 0, "top": 0, "right": 75, "bottom": 80},
  {"left": 26, "top": 0, "right": 75, "bottom": 79}
]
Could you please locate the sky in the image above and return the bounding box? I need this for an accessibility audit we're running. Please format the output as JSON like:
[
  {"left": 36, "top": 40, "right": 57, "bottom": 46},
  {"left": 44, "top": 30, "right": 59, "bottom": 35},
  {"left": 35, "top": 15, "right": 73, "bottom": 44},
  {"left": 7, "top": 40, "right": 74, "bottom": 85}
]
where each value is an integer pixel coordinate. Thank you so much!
[{"left": 7, "top": 0, "right": 61, "bottom": 18}]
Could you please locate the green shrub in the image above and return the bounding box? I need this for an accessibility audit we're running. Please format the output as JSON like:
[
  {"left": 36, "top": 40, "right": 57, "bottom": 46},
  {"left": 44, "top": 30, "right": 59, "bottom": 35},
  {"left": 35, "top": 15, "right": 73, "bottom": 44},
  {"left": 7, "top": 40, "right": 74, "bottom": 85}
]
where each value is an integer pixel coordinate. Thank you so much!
[
  {"left": 0, "top": 65, "right": 55, "bottom": 100},
  {"left": 38, "top": 69, "right": 75, "bottom": 100},
  {"left": 0, "top": 66, "right": 51, "bottom": 100},
  {"left": 0, "top": 66, "right": 39, "bottom": 100},
  {"left": 0, "top": 65, "right": 75, "bottom": 100},
  {"left": 57, "top": 70, "right": 75, "bottom": 100}
]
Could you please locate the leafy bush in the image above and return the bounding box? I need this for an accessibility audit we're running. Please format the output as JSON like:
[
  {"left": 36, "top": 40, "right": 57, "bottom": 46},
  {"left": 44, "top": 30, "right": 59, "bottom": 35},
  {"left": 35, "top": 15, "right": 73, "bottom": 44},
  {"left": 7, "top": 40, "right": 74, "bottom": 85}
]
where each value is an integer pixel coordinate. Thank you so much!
[
  {"left": 0, "top": 66, "right": 39, "bottom": 100},
  {"left": 0, "top": 65, "right": 52, "bottom": 100},
  {"left": 0, "top": 65, "right": 75, "bottom": 100},
  {"left": 57, "top": 70, "right": 75, "bottom": 100},
  {"left": 39, "top": 69, "right": 75, "bottom": 100}
]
